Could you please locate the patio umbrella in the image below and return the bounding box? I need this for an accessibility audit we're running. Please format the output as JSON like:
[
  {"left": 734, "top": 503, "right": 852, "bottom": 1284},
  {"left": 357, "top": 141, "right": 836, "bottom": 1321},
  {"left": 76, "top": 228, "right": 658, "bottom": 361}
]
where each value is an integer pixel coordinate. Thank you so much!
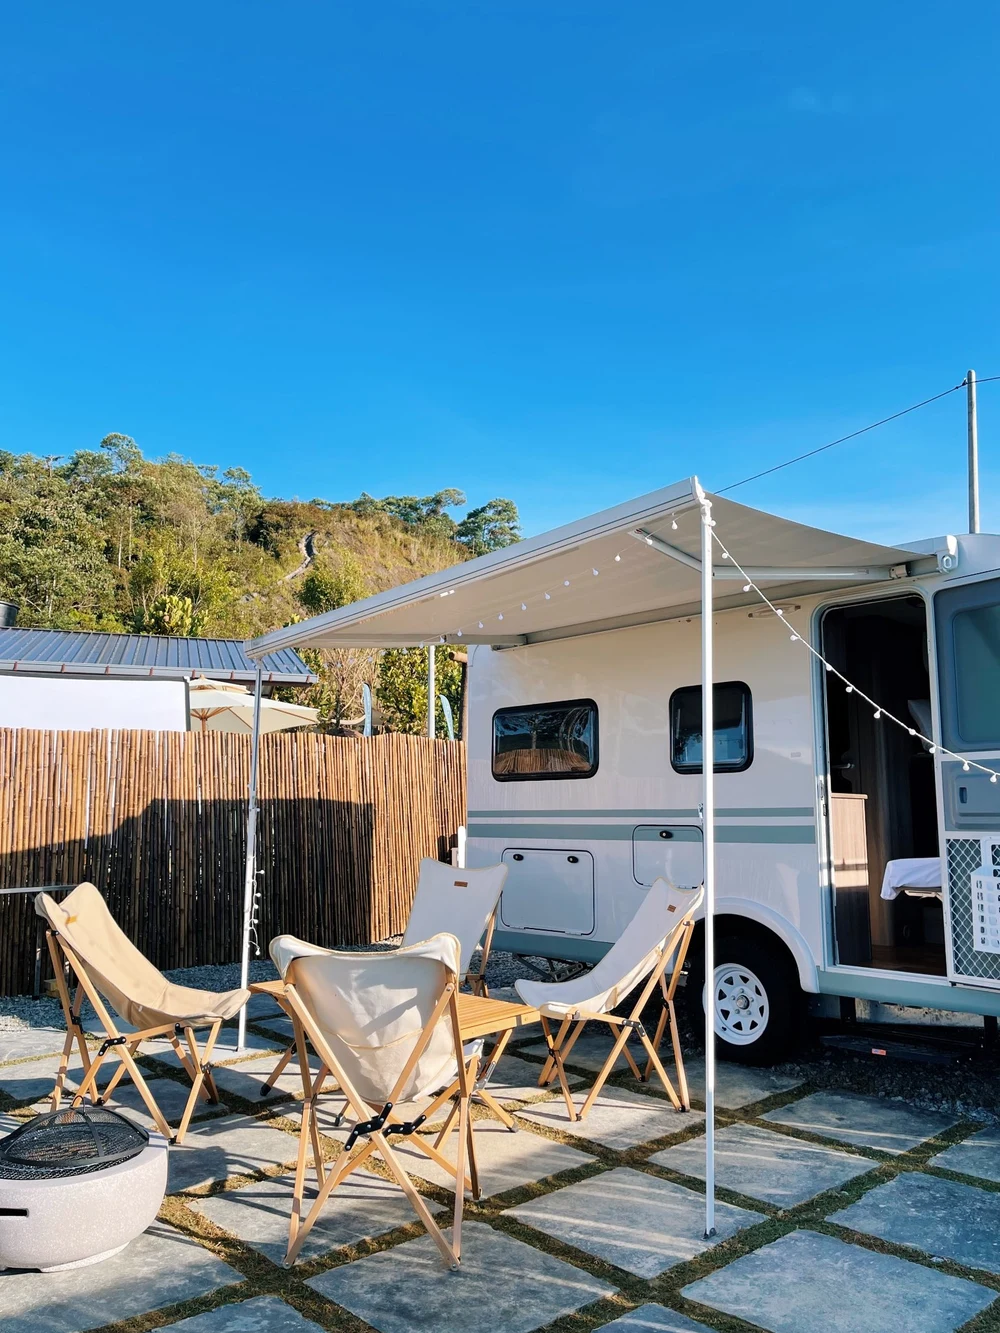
[{"left": 187, "top": 676, "right": 318, "bottom": 734}]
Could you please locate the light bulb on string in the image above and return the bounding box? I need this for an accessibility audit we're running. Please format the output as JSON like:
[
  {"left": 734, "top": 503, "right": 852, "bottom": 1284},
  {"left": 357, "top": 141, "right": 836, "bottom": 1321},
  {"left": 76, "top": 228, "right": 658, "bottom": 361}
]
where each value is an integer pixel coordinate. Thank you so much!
[
  {"left": 544, "top": 592, "right": 551, "bottom": 600},
  {"left": 671, "top": 517, "right": 678, "bottom": 530},
  {"left": 845, "top": 685, "right": 854, "bottom": 694},
  {"left": 790, "top": 634, "right": 799, "bottom": 642},
  {"left": 564, "top": 579, "right": 570, "bottom": 587},
  {"left": 497, "top": 613, "right": 504, "bottom": 621},
  {"left": 825, "top": 664, "right": 832, "bottom": 672},
  {"left": 992, "top": 774, "right": 998, "bottom": 784},
  {"left": 743, "top": 584, "right": 751, "bottom": 592},
  {"left": 908, "top": 727, "right": 916, "bottom": 736},
  {"left": 456, "top": 630, "right": 463, "bottom": 637},
  {"left": 963, "top": 762, "right": 971, "bottom": 772},
  {"left": 478, "top": 621, "right": 484, "bottom": 629},
  {"left": 614, "top": 554, "right": 621, "bottom": 562},
  {"left": 874, "top": 710, "right": 881, "bottom": 720},
  {"left": 929, "top": 745, "right": 937, "bottom": 754},
  {"left": 592, "top": 568, "right": 599, "bottom": 576},
  {"left": 521, "top": 603, "right": 527, "bottom": 611}
]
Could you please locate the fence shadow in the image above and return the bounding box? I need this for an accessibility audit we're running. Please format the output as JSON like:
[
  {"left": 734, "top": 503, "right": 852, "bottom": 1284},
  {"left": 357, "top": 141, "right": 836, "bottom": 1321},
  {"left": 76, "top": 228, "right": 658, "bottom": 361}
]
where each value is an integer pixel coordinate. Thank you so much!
[{"left": 1, "top": 797, "right": 384, "bottom": 996}]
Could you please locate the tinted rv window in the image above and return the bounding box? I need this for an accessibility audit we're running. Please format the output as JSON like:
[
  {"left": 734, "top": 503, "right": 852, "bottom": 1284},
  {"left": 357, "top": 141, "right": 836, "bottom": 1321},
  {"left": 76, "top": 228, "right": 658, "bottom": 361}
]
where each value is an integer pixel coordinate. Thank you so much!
[
  {"left": 670, "top": 682, "right": 752, "bottom": 774},
  {"left": 492, "top": 699, "right": 598, "bottom": 781},
  {"left": 935, "top": 578, "right": 1000, "bottom": 749}
]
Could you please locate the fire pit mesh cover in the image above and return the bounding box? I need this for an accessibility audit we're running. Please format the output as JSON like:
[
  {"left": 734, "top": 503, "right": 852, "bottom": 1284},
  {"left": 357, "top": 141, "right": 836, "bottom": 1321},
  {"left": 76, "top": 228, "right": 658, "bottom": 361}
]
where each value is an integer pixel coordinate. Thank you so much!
[{"left": 0, "top": 1106, "right": 150, "bottom": 1180}]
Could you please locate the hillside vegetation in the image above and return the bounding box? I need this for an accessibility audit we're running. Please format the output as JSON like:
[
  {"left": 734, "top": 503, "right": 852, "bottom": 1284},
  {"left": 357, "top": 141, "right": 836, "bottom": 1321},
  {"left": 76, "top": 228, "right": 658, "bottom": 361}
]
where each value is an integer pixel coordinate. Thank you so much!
[{"left": 0, "top": 434, "right": 520, "bottom": 731}]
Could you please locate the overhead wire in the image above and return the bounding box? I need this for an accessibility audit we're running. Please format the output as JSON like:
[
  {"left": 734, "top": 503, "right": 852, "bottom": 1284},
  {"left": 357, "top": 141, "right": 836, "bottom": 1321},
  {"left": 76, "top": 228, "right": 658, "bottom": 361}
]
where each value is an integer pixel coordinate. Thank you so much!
[{"left": 717, "top": 372, "right": 1000, "bottom": 496}]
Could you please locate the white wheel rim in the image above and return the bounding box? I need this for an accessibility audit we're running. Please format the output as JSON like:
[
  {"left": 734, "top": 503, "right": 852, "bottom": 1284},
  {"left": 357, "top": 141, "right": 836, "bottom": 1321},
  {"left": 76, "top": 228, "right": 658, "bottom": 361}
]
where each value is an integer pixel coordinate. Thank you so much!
[{"left": 711, "top": 963, "right": 769, "bottom": 1046}]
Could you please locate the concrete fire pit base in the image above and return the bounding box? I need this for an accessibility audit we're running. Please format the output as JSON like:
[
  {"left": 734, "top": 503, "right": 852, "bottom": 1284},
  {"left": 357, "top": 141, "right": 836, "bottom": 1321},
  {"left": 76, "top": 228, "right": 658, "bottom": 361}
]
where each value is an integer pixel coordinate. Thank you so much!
[{"left": 0, "top": 1132, "right": 168, "bottom": 1272}]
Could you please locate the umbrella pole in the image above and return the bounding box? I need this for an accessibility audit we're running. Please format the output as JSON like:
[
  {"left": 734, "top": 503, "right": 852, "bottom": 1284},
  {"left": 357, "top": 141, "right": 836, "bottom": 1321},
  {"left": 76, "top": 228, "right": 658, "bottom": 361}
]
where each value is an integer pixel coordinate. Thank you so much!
[
  {"left": 698, "top": 481, "right": 716, "bottom": 1239},
  {"left": 237, "top": 664, "right": 263, "bottom": 1053}
]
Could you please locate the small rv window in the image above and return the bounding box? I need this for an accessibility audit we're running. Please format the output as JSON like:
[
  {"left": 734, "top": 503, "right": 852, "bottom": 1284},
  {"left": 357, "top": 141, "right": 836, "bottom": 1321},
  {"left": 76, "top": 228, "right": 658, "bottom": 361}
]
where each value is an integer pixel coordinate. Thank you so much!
[
  {"left": 670, "top": 682, "right": 753, "bottom": 774},
  {"left": 492, "top": 699, "right": 598, "bottom": 781}
]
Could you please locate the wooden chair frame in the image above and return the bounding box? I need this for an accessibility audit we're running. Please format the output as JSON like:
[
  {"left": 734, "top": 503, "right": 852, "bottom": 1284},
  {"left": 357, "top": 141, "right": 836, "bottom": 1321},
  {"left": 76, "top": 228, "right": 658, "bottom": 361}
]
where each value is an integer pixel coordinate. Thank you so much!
[
  {"left": 45, "top": 929, "right": 222, "bottom": 1144},
  {"left": 274, "top": 967, "right": 480, "bottom": 1269},
  {"left": 537, "top": 916, "right": 697, "bottom": 1122}
]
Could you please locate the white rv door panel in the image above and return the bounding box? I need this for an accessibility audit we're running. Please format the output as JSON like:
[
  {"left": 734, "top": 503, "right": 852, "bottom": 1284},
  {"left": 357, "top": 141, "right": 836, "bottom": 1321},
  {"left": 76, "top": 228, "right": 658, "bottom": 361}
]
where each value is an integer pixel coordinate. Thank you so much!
[
  {"left": 632, "top": 825, "right": 704, "bottom": 889},
  {"left": 499, "top": 848, "right": 595, "bottom": 934},
  {"left": 934, "top": 575, "right": 1000, "bottom": 989}
]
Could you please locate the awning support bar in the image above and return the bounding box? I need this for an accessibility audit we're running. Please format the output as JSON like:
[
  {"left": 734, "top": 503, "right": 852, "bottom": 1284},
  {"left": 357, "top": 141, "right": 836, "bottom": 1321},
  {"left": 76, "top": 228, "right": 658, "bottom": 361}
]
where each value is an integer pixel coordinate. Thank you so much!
[{"left": 630, "top": 529, "right": 903, "bottom": 583}]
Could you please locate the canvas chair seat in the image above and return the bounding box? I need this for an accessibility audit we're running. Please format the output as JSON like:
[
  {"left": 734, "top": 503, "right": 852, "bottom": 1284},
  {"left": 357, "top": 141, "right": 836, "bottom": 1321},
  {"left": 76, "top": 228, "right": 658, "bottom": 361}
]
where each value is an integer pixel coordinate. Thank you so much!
[
  {"left": 515, "top": 879, "right": 703, "bottom": 1121},
  {"left": 271, "top": 928, "right": 481, "bottom": 1269},
  {"left": 37, "top": 884, "right": 247, "bottom": 1030},
  {"left": 259, "top": 859, "right": 506, "bottom": 1101},
  {"left": 35, "top": 882, "right": 249, "bottom": 1143}
]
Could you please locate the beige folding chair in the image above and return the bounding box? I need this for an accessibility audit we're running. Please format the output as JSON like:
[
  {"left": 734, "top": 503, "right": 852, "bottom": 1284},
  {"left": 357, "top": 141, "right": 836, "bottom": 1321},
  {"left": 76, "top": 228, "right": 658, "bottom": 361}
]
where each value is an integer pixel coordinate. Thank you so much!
[
  {"left": 36, "top": 882, "right": 249, "bottom": 1143},
  {"left": 273, "top": 931, "right": 479, "bottom": 1269},
  {"left": 259, "top": 859, "right": 506, "bottom": 1097},
  {"left": 515, "top": 879, "right": 703, "bottom": 1121}
]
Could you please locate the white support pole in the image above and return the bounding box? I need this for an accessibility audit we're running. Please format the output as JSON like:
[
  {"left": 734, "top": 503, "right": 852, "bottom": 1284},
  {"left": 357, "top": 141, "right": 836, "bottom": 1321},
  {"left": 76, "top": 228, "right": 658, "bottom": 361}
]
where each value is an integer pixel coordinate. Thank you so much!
[
  {"left": 427, "top": 644, "right": 436, "bottom": 739},
  {"left": 699, "top": 483, "right": 717, "bottom": 1239},
  {"left": 237, "top": 664, "right": 264, "bottom": 1053},
  {"left": 968, "top": 369, "right": 980, "bottom": 535}
]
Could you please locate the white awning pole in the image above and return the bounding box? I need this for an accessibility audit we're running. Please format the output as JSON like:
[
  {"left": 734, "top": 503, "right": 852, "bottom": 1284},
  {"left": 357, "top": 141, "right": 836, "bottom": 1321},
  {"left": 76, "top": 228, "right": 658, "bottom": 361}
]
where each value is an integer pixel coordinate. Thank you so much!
[
  {"left": 237, "top": 664, "right": 263, "bottom": 1053},
  {"left": 698, "top": 482, "right": 717, "bottom": 1239}
]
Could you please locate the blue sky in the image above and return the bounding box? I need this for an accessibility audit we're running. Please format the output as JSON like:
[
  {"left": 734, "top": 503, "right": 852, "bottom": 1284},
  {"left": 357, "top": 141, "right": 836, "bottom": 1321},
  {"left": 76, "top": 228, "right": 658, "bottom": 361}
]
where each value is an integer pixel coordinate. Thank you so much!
[{"left": 1, "top": 4, "right": 998, "bottom": 543}]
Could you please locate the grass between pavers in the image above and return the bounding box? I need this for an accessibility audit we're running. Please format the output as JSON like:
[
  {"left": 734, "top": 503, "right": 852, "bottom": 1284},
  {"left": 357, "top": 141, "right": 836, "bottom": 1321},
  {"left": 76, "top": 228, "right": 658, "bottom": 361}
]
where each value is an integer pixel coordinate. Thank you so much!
[{"left": 17, "top": 1027, "right": 1000, "bottom": 1333}]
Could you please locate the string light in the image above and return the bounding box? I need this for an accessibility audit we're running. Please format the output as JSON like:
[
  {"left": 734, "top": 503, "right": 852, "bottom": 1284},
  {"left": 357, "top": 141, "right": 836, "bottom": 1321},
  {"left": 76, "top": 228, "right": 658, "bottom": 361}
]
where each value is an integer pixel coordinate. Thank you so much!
[
  {"left": 443, "top": 546, "right": 628, "bottom": 642},
  {"left": 713, "top": 528, "right": 1000, "bottom": 785}
]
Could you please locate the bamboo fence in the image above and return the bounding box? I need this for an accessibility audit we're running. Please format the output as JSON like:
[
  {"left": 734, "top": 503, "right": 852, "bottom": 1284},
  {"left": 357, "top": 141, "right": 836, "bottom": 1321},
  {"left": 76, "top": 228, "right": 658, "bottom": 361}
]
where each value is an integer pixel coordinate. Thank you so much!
[{"left": 0, "top": 729, "right": 466, "bottom": 997}]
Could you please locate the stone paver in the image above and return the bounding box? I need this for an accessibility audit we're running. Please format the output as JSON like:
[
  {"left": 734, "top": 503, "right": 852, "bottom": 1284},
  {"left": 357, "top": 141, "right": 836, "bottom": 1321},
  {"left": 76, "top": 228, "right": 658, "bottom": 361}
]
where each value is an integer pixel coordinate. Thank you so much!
[
  {"left": 159, "top": 1296, "right": 327, "bottom": 1331},
  {"left": 392, "top": 1117, "right": 594, "bottom": 1197},
  {"left": 145, "top": 1028, "right": 284, "bottom": 1070},
  {"left": 0, "top": 1027, "right": 66, "bottom": 1063},
  {"left": 650, "top": 1122, "right": 874, "bottom": 1207},
  {"left": 679, "top": 1056, "right": 804, "bottom": 1109},
  {"left": 97, "top": 1076, "right": 228, "bottom": 1130},
  {"left": 599, "top": 1307, "right": 716, "bottom": 1332},
  {"left": 518, "top": 1028, "right": 632, "bottom": 1076},
  {"left": 831, "top": 1171, "right": 1000, "bottom": 1276},
  {"left": 680, "top": 1228, "right": 995, "bottom": 1333},
  {"left": 246, "top": 992, "right": 283, "bottom": 1021},
  {"left": 761, "top": 1090, "right": 958, "bottom": 1155},
  {"left": 189, "top": 1170, "right": 419, "bottom": 1264},
  {"left": 930, "top": 1126, "right": 1000, "bottom": 1181},
  {"left": 308, "top": 1220, "right": 614, "bottom": 1333},
  {"left": 166, "top": 1113, "right": 299, "bottom": 1192},
  {"left": 0, "top": 1220, "right": 241, "bottom": 1333},
  {"left": 0, "top": 1053, "right": 83, "bottom": 1105},
  {"left": 519, "top": 1085, "right": 701, "bottom": 1151},
  {"left": 482, "top": 1054, "right": 583, "bottom": 1104},
  {"left": 508, "top": 1166, "right": 763, "bottom": 1278},
  {"left": 252, "top": 1015, "right": 294, "bottom": 1041},
  {"left": 210, "top": 1055, "right": 314, "bottom": 1106}
]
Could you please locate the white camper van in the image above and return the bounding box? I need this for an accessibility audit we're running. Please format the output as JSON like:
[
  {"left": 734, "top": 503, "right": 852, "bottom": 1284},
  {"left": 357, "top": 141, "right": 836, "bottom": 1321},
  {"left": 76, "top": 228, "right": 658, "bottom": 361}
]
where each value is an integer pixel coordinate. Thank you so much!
[{"left": 249, "top": 477, "right": 1000, "bottom": 1064}]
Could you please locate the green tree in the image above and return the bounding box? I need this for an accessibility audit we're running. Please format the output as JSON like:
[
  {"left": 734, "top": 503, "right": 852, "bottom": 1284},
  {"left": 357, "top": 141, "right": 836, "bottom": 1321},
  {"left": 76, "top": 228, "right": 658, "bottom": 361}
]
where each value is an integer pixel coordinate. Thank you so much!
[
  {"left": 455, "top": 498, "right": 521, "bottom": 556},
  {"left": 377, "top": 647, "right": 463, "bottom": 736},
  {"left": 300, "top": 554, "right": 367, "bottom": 616}
]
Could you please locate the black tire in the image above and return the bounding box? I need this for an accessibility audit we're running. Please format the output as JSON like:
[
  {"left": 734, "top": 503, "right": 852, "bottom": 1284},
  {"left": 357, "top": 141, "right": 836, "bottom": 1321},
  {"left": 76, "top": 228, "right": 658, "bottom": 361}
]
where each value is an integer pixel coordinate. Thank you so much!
[{"left": 685, "top": 932, "right": 802, "bottom": 1066}]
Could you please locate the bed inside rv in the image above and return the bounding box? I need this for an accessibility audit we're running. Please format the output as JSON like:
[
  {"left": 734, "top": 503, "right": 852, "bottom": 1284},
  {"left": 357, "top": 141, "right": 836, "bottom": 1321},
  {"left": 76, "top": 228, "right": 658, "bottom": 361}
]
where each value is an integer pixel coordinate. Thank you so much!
[{"left": 823, "top": 594, "right": 945, "bottom": 976}]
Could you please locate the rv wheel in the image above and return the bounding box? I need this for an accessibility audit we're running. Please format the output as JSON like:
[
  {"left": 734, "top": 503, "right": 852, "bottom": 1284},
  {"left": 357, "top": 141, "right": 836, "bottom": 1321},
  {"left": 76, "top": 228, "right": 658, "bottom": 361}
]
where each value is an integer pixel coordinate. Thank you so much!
[{"left": 687, "top": 934, "right": 801, "bottom": 1066}]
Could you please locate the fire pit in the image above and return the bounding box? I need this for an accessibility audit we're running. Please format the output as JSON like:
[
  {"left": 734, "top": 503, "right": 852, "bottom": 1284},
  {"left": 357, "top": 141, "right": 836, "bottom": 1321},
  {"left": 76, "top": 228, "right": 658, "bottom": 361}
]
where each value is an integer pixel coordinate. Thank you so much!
[{"left": 0, "top": 1105, "right": 168, "bottom": 1271}]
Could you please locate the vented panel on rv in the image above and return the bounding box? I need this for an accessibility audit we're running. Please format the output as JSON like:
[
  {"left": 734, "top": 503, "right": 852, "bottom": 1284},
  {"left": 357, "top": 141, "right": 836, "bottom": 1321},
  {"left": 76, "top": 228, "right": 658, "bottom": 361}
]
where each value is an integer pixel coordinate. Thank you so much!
[
  {"left": 499, "top": 848, "right": 595, "bottom": 935},
  {"left": 632, "top": 825, "right": 704, "bottom": 889}
]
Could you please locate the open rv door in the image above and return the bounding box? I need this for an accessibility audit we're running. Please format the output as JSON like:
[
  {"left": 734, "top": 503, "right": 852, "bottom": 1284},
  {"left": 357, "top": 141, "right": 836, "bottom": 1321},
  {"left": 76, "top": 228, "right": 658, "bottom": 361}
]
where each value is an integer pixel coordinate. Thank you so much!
[{"left": 934, "top": 574, "right": 1000, "bottom": 988}]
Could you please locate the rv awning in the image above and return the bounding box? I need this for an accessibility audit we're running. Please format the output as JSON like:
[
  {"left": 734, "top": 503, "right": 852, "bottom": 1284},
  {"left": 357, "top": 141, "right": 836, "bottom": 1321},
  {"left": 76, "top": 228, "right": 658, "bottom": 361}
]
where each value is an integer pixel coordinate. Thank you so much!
[{"left": 246, "top": 477, "right": 938, "bottom": 655}]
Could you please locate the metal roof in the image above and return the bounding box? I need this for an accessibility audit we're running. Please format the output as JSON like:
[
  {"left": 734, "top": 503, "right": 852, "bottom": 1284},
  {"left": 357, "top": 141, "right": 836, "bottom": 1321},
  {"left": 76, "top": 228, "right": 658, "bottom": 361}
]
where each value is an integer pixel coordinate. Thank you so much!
[
  {"left": 0, "top": 628, "right": 318, "bottom": 686},
  {"left": 247, "top": 475, "right": 943, "bottom": 655}
]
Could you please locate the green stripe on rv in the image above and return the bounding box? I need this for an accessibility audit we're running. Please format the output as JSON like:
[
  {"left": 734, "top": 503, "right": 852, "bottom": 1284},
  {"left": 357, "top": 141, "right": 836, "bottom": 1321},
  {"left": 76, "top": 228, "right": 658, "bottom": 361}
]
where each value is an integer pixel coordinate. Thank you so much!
[
  {"left": 467, "top": 822, "right": 816, "bottom": 844},
  {"left": 467, "top": 807, "right": 814, "bottom": 819}
]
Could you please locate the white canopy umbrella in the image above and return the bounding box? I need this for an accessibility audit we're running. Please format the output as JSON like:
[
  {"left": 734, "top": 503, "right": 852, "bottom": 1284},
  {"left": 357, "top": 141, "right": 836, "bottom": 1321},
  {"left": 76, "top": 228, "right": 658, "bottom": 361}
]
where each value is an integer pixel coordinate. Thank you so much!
[
  {"left": 187, "top": 676, "right": 318, "bottom": 734},
  {"left": 240, "top": 474, "right": 944, "bottom": 1224}
]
